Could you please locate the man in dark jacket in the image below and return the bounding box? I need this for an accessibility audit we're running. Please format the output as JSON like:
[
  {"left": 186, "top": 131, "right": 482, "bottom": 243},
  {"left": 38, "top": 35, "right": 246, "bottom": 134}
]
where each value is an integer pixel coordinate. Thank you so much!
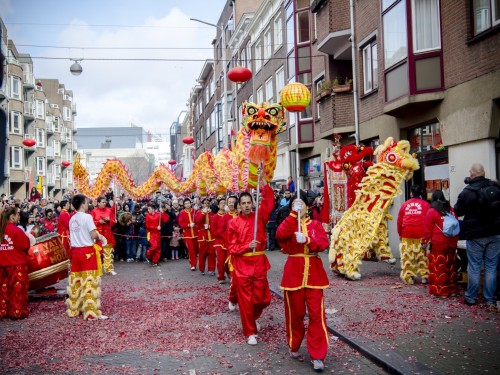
[{"left": 454, "top": 163, "right": 500, "bottom": 309}]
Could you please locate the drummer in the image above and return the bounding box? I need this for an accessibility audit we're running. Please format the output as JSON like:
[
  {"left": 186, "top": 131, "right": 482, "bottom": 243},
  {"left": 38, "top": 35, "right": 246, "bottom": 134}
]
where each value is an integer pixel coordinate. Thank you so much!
[
  {"left": 0, "top": 206, "right": 31, "bottom": 319},
  {"left": 66, "top": 194, "right": 108, "bottom": 320}
]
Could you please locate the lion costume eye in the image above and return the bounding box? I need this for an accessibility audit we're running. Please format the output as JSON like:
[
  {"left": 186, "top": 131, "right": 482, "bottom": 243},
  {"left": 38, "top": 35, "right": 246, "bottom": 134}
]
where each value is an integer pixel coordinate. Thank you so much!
[
  {"left": 385, "top": 151, "right": 398, "bottom": 164},
  {"left": 266, "top": 107, "right": 279, "bottom": 116},
  {"left": 247, "top": 106, "right": 257, "bottom": 115}
]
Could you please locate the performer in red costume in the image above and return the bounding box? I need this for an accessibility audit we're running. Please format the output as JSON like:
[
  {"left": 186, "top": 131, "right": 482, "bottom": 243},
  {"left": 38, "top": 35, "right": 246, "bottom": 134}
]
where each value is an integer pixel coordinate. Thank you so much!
[
  {"left": 339, "top": 144, "right": 374, "bottom": 208},
  {"left": 276, "top": 192, "right": 330, "bottom": 372},
  {"left": 0, "top": 206, "right": 31, "bottom": 320},
  {"left": 422, "top": 190, "right": 459, "bottom": 297},
  {"left": 91, "top": 197, "right": 117, "bottom": 275},
  {"left": 57, "top": 199, "right": 72, "bottom": 258},
  {"left": 145, "top": 203, "right": 169, "bottom": 267},
  {"left": 223, "top": 196, "right": 239, "bottom": 308},
  {"left": 227, "top": 180, "right": 274, "bottom": 346},
  {"left": 397, "top": 185, "right": 430, "bottom": 285},
  {"left": 178, "top": 198, "right": 198, "bottom": 271},
  {"left": 195, "top": 198, "right": 215, "bottom": 275},
  {"left": 66, "top": 194, "right": 108, "bottom": 320},
  {"left": 212, "top": 197, "right": 230, "bottom": 283}
]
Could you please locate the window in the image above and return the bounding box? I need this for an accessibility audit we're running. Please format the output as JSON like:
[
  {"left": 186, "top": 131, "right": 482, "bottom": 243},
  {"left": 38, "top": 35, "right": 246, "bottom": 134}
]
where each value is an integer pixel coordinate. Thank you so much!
[
  {"left": 9, "top": 75, "right": 21, "bottom": 100},
  {"left": 65, "top": 148, "right": 72, "bottom": 162},
  {"left": 198, "top": 100, "right": 203, "bottom": 117},
  {"left": 265, "top": 77, "right": 274, "bottom": 103},
  {"left": 53, "top": 117, "right": 61, "bottom": 132},
  {"left": 363, "top": 42, "right": 379, "bottom": 94},
  {"left": 264, "top": 28, "right": 272, "bottom": 61},
  {"left": 296, "top": 11, "right": 310, "bottom": 44},
  {"left": 9, "top": 111, "right": 22, "bottom": 134},
  {"left": 36, "top": 128, "right": 45, "bottom": 147},
  {"left": 9, "top": 146, "right": 22, "bottom": 169},
  {"left": 210, "top": 76, "right": 215, "bottom": 98},
  {"left": 287, "top": 51, "right": 296, "bottom": 81},
  {"left": 383, "top": 0, "right": 407, "bottom": 69},
  {"left": 54, "top": 164, "right": 61, "bottom": 180},
  {"left": 205, "top": 86, "right": 210, "bottom": 105},
  {"left": 315, "top": 77, "right": 325, "bottom": 119},
  {"left": 205, "top": 116, "right": 211, "bottom": 138},
  {"left": 274, "top": 14, "right": 283, "bottom": 51},
  {"left": 36, "top": 157, "right": 46, "bottom": 176},
  {"left": 246, "top": 43, "right": 252, "bottom": 69},
  {"left": 256, "top": 86, "right": 264, "bottom": 104},
  {"left": 254, "top": 40, "right": 262, "bottom": 71},
  {"left": 35, "top": 100, "right": 45, "bottom": 119},
  {"left": 473, "top": 0, "right": 500, "bottom": 35},
  {"left": 286, "top": 4, "right": 294, "bottom": 53},
  {"left": 240, "top": 48, "right": 247, "bottom": 68},
  {"left": 248, "top": 94, "right": 254, "bottom": 103},
  {"left": 412, "top": 0, "right": 441, "bottom": 52},
  {"left": 63, "top": 106, "right": 72, "bottom": 121},
  {"left": 276, "top": 66, "right": 285, "bottom": 96},
  {"left": 66, "top": 128, "right": 72, "bottom": 143},
  {"left": 54, "top": 140, "right": 61, "bottom": 156}
]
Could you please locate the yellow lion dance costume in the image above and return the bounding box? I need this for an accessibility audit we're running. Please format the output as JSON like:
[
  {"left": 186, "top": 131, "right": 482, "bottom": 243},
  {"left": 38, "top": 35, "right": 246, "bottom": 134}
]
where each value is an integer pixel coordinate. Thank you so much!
[{"left": 329, "top": 137, "right": 419, "bottom": 280}]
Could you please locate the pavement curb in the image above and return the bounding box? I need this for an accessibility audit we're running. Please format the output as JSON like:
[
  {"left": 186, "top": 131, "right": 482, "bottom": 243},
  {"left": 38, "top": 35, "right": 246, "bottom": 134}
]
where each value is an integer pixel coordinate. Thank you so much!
[{"left": 269, "top": 282, "right": 438, "bottom": 375}]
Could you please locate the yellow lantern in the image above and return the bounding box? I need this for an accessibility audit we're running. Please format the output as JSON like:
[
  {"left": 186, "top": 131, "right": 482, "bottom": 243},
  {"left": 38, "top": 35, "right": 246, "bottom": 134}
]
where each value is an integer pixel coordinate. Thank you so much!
[{"left": 280, "top": 82, "right": 311, "bottom": 112}]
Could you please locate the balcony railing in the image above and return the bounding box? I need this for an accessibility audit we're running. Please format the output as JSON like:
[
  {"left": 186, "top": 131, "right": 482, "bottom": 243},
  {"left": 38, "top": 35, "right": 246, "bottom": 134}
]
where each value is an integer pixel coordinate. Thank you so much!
[
  {"left": 61, "top": 178, "right": 68, "bottom": 188},
  {"left": 23, "top": 72, "right": 35, "bottom": 88},
  {"left": 24, "top": 101, "right": 35, "bottom": 120},
  {"left": 46, "top": 146, "right": 55, "bottom": 159},
  {"left": 47, "top": 173, "right": 55, "bottom": 185},
  {"left": 71, "top": 102, "right": 77, "bottom": 115}
]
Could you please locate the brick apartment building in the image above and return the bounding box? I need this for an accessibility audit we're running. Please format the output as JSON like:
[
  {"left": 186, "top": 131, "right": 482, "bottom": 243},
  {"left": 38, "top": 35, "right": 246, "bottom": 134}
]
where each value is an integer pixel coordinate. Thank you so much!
[{"left": 1, "top": 18, "right": 77, "bottom": 200}]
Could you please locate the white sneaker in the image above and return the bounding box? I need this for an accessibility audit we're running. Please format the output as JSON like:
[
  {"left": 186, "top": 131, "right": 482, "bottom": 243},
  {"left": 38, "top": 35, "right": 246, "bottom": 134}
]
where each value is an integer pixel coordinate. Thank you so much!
[
  {"left": 87, "top": 314, "right": 108, "bottom": 321},
  {"left": 421, "top": 277, "right": 428, "bottom": 284},
  {"left": 247, "top": 335, "right": 257, "bottom": 345},
  {"left": 109, "top": 270, "right": 117, "bottom": 276},
  {"left": 228, "top": 302, "right": 237, "bottom": 311}
]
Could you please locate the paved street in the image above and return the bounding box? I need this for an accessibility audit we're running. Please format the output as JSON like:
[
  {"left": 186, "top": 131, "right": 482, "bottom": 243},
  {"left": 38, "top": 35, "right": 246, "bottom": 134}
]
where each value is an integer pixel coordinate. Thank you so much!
[{"left": 0, "top": 250, "right": 499, "bottom": 374}]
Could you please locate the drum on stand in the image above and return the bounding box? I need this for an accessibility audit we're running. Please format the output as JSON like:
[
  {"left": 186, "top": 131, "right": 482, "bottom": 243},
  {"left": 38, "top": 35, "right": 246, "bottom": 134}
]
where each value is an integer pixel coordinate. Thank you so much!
[{"left": 28, "top": 233, "right": 69, "bottom": 291}]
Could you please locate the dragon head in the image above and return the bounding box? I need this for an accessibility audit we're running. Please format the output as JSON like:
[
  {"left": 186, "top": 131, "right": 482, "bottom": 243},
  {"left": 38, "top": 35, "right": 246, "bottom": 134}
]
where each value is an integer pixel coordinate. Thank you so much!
[
  {"left": 241, "top": 101, "right": 285, "bottom": 163},
  {"left": 339, "top": 144, "right": 374, "bottom": 173}
]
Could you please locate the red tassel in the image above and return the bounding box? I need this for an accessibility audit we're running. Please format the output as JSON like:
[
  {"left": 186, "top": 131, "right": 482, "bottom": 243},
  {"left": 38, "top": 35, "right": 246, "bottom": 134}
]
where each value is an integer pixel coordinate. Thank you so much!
[{"left": 248, "top": 145, "right": 270, "bottom": 164}]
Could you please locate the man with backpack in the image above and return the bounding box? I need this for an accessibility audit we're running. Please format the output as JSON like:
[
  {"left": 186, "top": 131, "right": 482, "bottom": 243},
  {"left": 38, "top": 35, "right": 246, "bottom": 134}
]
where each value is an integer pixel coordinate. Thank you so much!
[{"left": 454, "top": 163, "right": 500, "bottom": 310}]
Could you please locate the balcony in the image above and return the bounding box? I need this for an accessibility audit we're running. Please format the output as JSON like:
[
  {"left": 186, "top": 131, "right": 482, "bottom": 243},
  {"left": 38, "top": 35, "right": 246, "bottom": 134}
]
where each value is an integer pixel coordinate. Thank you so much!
[
  {"left": 23, "top": 72, "right": 35, "bottom": 90},
  {"left": 317, "top": 93, "right": 355, "bottom": 138},
  {"left": 71, "top": 102, "right": 77, "bottom": 115},
  {"left": 23, "top": 101, "right": 35, "bottom": 121},
  {"left": 46, "top": 146, "right": 55, "bottom": 160},
  {"left": 61, "top": 178, "right": 68, "bottom": 189},
  {"left": 46, "top": 119, "right": 54, "bottom": 134},
  {"left": 0, "top": 82, "right": 6, "bottom": 100},
  {"left": 47, "top": 172, "right": 55, "bottom": 186}
]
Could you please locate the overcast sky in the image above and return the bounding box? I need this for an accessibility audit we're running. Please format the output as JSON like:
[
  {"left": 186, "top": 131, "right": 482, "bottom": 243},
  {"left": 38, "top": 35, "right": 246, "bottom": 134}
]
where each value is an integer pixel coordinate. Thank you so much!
[{"left": 1, "top": 0, "right": 227, "bottom": 139}]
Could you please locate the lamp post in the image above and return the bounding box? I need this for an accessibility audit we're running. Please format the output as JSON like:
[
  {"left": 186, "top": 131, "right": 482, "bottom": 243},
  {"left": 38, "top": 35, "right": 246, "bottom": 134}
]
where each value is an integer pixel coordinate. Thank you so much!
[{"left": 190, "top": 18, "right": 228, "bottom": 150}]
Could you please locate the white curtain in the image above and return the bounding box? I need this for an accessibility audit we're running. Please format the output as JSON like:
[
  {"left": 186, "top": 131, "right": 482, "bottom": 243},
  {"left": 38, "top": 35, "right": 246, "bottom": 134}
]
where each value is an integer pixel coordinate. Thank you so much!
[
  {"left": 473, "top": 0, "right": 491, "bottom": 34},
  {"left": 413, "top": 0, "right": 441, "bottom": 52}
]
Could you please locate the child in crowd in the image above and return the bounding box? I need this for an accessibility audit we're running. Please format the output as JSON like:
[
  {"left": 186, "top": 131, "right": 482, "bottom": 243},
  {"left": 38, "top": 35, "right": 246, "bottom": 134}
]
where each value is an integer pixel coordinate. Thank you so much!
[{"left": 170, "top": 223, "right": 181, "bottom": 260}]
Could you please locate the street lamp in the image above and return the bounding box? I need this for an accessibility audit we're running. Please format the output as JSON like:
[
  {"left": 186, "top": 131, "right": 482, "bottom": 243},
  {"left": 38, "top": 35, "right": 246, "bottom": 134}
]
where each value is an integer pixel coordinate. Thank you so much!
[
  {"left": 70, "top": 59, "right": 83, "bottom": 76},
  {"left": 190, "top": 17, "right": 228, "bottom": 150}
]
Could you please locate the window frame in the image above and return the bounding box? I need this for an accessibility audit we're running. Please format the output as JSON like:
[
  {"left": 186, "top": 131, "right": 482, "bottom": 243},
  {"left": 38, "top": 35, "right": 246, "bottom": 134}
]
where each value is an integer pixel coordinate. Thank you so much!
[
  {"left": 9, "top": 111, "right": 22, "bottom": 135},
  {"left": 35, "top": 100, "right": 45, "bottom": 120},
  {"left": 254, "top": 39, "right": 263, "bottom": 72},
  {"left": 256, "top": 86, "right": 264, "bottom": 104},
  {"left": 411, "top": 0, "right": 442, "bottom": 53},
  {"left": 9, "top": 75, "right": 21, "bottom": 100},
  {"left": 362, "top": 41, "right": 379, "bottom": 94},
  {"left": 264, "top": 27, "right": 272, "bottom": 61},
  {"left": 265, "top": 77, "right": 274, "bottom": 103},
  {"left": 36, "top": 127, "right": 45, "bottom": 148},
  {"left": 274, "top": 13, "right": 283, "bottom": 51},
  {"left": 10, "top": 146, "right": 23, "bottom": 169},
  {"left": 275, "top": 66, "right": 285, "bottom": 96},
  {"left": 36, "top": 156, "right": 46, "bottom": 176}
]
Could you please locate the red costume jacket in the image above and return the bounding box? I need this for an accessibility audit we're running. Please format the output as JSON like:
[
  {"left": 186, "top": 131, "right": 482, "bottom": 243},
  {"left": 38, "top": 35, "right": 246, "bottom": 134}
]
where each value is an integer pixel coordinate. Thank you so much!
[
  {"left": 91, "top": 207, "right": 116, "bottom": 246},
  {"left": 211, "top": 212, "right": 226, "bottom": 247},
  {"left": 0, "top": 222, "right": 31, "bottom": 266},
  {"left": 57, "top": 209, "right": 71, "bottom": 237},
  {"left": 178, "top": 208, "right": 198, "bottom": 239},
  {"left": 422, "top": 208, "right": 459, "bottom": 249},
  {"left": 276, "top": 212, "right": 330, "bottom": 290},
  {"left": 145, "top": 212, "right": 169, "bottom": 233},
  {"left": 227, "top": 185, "right": 274, "bottom": 277},
  {"left": 397, "top": 198, "right": 430, "bottom": 239},
  {"left": 221, "top": 211, "right": 238, "bottom": 247},
  {"left": 195, "top": 210, "right": 214, "bottom": 242}
]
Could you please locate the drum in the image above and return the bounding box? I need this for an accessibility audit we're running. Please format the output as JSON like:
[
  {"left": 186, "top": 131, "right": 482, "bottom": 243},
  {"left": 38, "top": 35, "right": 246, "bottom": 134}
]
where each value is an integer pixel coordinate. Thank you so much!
[{"left": 27, "top": 233, "right": 69, "bottom": 291}]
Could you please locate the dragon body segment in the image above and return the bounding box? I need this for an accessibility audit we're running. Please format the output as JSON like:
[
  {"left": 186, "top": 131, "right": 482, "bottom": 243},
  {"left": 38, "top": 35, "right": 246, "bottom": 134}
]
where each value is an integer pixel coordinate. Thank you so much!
[{"left": 73, "top": 102, "right": 285, "bottom": 198}]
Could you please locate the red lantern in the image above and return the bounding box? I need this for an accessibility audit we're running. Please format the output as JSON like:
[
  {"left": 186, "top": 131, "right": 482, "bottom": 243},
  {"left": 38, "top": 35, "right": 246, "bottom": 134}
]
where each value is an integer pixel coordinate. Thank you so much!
[
  {"left": 36, "top": 81, "right": 42, "bottom": 87},
  {"left": 61, "top": 161, "right": 71, "bottom": 167},
  {"left": 280, "top": 82, "right": 311, "bottom": 112},
  {"left": 227, "top": 66, "right": 252, "bottom": 83},
  {"left": 23, "top": 138, "right": 36, "bottom": 147},
  {"left": 168, "top": 160, "right": 176, "bottom": 165},
  {"left": 182, "top": 136, "right": 195, "bottom": 145}
]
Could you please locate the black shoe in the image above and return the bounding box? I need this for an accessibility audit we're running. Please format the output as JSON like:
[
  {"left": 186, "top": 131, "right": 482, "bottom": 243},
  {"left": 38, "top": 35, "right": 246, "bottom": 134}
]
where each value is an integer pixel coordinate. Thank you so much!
[{"left": 464, "top": 299, "right": 476, "bottom": 306}]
